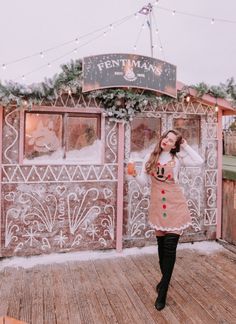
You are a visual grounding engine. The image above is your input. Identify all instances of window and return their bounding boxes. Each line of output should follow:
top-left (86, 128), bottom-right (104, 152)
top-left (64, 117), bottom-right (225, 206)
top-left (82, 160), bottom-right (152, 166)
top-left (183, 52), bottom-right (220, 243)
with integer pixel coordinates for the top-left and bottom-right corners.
top-left (24, 112), bottom-right (102, 164)
top-left (173, 116), bottom-right (201, 150)
top-left (130, 118), bottom-right (161, 161)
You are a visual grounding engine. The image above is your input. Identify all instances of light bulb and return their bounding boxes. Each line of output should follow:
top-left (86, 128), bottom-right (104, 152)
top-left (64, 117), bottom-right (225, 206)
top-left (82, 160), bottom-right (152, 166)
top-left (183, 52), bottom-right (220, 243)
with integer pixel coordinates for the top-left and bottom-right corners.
top-left (2, 64), bottom-right (6, 70)
top-left (40, 52), bottom-right (44, 58)
top-left (172, 10), bottom-right (176, 16)
top-left (186, 95), bottom-right (190, 102)
top-left (211, 18), bottom-right (215, 25)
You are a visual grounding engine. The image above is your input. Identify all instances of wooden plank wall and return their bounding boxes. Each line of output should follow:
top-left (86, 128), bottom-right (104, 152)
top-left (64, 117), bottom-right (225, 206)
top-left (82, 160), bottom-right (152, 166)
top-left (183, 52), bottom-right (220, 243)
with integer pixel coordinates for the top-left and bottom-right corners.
top-left (224, 132), bottom-right (236, 156)
top-left (222, 179), bottom-right (236, 244)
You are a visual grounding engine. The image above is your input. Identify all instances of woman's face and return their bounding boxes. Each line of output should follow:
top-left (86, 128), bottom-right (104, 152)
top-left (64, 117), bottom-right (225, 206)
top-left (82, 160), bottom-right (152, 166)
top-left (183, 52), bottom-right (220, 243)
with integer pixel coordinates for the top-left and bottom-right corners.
top-left (160, 132), bottom-right (177, 152)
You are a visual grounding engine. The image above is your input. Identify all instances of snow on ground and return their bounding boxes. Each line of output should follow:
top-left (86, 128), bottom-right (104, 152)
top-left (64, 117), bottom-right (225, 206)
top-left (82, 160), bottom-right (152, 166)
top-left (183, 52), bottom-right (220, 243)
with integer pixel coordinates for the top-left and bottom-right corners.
top-left (0, 241), bottom-right (225, 271)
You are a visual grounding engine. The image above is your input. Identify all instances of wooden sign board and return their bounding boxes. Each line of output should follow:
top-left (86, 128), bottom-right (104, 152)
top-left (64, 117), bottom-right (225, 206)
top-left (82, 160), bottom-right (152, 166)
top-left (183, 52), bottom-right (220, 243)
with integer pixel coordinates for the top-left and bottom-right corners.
top-left (83, 53), bottom-right (177, 98)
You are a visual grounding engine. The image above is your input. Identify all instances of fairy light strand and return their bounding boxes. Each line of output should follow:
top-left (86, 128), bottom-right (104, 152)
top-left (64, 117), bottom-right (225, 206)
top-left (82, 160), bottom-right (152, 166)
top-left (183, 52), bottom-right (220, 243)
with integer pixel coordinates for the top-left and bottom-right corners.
top-left (14, 28), bottom-right (117, 81)
top-left (2, 0), bottom-right (236, 82)
top-left (1, 12), bottom-right (135, 68)
top-left (133, 15), bottom-right (148, 51)
top-left (152, 10), bottom-right (165, 60)
top-left (156, 5), bottom-right (236, 24)
top-left (2, 2), bottom-right (235, 69)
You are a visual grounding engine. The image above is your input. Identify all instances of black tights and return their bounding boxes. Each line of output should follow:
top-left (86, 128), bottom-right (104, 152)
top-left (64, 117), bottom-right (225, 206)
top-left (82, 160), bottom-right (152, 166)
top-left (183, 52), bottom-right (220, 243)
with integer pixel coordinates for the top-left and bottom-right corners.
top-left (155, 233), bottom-right (180, 310)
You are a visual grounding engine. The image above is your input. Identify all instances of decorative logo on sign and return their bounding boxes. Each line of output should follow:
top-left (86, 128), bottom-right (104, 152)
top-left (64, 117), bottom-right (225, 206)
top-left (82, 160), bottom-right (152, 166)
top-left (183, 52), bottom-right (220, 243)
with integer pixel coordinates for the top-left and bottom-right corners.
top-left (83, 53), bottom-right (177, 98)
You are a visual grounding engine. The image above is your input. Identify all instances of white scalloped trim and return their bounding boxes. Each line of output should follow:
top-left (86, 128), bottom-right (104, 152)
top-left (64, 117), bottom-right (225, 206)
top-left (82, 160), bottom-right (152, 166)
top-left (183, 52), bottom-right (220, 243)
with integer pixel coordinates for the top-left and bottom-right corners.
top-left (148, 222), bottom-right (192, 232)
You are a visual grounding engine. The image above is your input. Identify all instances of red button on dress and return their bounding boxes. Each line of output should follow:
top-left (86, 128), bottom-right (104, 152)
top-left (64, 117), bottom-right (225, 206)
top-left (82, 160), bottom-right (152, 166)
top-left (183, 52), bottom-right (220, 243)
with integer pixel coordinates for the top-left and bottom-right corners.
top-left (161, 190), bottom-right (165, 194)
top-left (162, 204), bottom-right (167, 209)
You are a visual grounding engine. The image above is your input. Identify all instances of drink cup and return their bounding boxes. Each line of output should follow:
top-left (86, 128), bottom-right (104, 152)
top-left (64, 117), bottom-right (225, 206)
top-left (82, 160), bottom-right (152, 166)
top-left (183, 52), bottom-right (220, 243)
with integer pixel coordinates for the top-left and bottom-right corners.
top-left (127, 161), bottom-right (136, 175)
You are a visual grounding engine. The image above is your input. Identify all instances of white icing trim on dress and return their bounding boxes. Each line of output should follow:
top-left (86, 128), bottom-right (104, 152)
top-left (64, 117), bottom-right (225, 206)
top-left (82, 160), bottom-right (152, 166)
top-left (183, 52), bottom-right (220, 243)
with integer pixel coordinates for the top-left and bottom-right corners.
top-left (148, 221), bottom-right (192, 232)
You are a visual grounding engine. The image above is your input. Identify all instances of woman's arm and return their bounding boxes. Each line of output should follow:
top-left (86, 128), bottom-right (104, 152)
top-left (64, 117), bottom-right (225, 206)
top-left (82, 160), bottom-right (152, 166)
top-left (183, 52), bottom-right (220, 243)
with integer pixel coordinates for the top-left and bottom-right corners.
top-left (177, 140), bottom-right (204, 167)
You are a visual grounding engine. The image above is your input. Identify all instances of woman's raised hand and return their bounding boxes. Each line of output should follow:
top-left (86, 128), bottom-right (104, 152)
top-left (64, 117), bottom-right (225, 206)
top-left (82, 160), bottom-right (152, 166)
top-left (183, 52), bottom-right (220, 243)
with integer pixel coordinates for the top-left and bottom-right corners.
top-left (181, 138), bottom-right (188, 147)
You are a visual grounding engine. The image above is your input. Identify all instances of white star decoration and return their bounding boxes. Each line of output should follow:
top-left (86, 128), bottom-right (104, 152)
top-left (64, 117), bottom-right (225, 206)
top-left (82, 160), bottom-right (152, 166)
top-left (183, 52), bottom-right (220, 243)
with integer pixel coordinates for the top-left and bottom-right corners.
top-left (22, 227), bottom-right (39, 247)
top-left (54, 230), bottom-right (68, 248)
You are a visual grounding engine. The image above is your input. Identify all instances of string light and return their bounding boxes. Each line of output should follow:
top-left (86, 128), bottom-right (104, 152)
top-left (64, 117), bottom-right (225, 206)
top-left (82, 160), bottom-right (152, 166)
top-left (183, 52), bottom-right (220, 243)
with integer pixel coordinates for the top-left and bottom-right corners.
top-left (14, 28), bottom-right (114, 81)
top-left (75, 38), bottom-right (79, 44)
top-left (185, 95), bottom-right (191, 102)
top-left (215, 98), bottom-right (219, 112)
top-left (2, 1), bottom-right (235, 83)
top-left (0, 12), bottom-right (134, 68)
top-left (47, 63), bottom-right (51, 68)
top-left (156, 5), bottom-right (236, 25)
top-left (133, 14), bottom-right (147, 53)
top-left (152, 10), bottom-right (165, 59)
top-left (2, 64), bottom-right (6, 70)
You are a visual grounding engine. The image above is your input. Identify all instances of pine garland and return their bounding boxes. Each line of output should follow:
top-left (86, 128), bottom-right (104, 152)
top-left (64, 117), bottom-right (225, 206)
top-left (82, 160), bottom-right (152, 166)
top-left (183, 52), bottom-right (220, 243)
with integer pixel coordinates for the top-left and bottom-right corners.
top-left (88, 89), bottom-right (172, 122)
top-left (0, 59), bottom-right (235, 122)
top-left (191, 78), bottom-right (236, 102)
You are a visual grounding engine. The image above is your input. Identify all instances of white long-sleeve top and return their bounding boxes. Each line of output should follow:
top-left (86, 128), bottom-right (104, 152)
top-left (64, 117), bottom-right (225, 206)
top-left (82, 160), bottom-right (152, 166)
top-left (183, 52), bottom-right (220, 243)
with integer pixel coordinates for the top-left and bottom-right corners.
top-left (136, 144), bottom-right (204, 186)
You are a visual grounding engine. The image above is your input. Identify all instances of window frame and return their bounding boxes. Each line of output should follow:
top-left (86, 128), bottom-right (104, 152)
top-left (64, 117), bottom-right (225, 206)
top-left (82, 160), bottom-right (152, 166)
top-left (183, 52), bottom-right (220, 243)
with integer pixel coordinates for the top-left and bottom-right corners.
top-left (19, 106), bottom-right (105, 165)
top-left (130, 116), bottom-right (162, 162)
top-left (173, 115), bottom-right (201, 149)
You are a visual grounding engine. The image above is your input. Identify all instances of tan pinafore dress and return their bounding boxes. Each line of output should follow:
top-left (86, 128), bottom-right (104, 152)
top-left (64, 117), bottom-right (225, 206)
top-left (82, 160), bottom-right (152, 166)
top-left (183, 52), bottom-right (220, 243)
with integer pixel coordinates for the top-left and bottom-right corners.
top-left (148, 158), bottom-right (192, 232)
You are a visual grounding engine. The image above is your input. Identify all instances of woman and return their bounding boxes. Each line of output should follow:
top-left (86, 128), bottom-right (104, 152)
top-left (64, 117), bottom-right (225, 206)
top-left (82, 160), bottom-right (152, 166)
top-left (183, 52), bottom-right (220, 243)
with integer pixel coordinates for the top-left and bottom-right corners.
top-left (132, 129), bottom-right (204, 311)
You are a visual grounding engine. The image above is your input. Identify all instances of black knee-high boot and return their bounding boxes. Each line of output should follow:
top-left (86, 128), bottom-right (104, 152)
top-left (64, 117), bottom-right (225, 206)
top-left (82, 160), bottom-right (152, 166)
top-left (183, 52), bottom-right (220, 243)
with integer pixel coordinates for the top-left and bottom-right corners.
top-left (155, 233), bottom-right (180, 311)
top-left (156, 236), bottom-right (165, 292)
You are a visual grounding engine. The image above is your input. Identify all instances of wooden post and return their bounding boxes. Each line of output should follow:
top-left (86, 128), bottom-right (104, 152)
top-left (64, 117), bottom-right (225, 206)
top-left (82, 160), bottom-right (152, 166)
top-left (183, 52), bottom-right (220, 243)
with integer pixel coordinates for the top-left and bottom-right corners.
top-left (0, 106), bottom-right (2, 257)
top-left (116, 122), bottom-right (125, 252)
top-left (217, 108), bottom-right (223, 239)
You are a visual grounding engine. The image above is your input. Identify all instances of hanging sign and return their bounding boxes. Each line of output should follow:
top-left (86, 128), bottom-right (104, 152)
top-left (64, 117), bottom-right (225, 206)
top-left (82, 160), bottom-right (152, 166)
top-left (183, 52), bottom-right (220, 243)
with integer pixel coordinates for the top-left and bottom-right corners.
top-left (82, 53), bottom-right (177, 98)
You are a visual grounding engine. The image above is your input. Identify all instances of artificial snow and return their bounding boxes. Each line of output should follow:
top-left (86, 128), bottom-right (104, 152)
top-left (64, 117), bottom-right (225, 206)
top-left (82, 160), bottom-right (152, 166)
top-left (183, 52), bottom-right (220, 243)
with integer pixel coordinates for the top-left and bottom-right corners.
top-left (0, 241), bottom-right (225, 270)
top-left (23, 139), bottom-right (102, 164)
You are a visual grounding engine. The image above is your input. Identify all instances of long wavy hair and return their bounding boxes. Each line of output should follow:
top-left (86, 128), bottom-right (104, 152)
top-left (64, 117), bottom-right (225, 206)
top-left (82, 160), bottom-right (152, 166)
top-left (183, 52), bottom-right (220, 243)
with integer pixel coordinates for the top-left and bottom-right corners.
top-left (145, 129), bottom-right (183, 174)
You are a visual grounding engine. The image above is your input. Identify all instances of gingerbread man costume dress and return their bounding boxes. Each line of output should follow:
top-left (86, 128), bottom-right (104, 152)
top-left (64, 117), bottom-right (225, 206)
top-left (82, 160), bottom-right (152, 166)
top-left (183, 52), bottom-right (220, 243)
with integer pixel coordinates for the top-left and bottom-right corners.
top-left (137, 144), bottom-right (204, 233)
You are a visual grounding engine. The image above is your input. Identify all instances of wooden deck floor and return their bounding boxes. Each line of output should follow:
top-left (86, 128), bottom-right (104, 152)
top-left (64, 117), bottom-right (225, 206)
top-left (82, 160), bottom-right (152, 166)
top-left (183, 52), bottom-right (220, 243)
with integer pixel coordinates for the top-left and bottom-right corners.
top-left (0, 245), bottom-right (236, 324)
